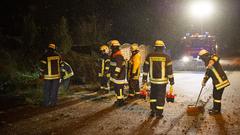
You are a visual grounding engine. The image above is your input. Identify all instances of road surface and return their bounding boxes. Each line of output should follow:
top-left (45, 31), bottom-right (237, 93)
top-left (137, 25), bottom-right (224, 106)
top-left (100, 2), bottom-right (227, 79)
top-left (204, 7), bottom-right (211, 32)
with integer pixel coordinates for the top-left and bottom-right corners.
top-left (0, 71), bottom-right (240, 135)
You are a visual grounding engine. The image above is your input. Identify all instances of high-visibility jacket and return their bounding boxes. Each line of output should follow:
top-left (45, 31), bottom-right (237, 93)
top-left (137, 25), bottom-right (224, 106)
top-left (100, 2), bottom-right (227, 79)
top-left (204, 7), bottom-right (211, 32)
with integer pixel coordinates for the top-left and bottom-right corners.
top-left (40, 50), bottom-right (61, 80)
top-left (143, 51), bottom-right (174, 84)
top-left (203, 54), bottom-right (230, 90)
top-left (128, 51), bottom-right (141, 80)
top-left (60, 61), bottom-right (74, 80)
top-left (109, 50), bottom-right (126, 84)
top-left (98, 54), bottom-right (110, 78)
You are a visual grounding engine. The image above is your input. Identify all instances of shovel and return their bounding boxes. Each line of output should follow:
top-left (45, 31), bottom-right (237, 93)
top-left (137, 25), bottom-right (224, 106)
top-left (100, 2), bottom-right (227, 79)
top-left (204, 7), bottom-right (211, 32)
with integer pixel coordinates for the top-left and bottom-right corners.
top-left (187, 86), bottom-right (205, 115)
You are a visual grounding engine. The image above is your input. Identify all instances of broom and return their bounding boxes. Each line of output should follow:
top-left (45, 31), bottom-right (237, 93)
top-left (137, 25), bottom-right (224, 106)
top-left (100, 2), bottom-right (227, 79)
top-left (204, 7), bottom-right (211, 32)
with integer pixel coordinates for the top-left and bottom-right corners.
top-left (187, 86), bottom-right (205, 115)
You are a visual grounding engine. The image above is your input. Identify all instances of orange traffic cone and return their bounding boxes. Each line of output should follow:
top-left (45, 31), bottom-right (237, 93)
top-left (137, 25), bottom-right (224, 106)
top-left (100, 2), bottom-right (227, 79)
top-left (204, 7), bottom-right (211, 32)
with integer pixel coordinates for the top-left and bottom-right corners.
top-left (166, 85), bottom-right (175, 102)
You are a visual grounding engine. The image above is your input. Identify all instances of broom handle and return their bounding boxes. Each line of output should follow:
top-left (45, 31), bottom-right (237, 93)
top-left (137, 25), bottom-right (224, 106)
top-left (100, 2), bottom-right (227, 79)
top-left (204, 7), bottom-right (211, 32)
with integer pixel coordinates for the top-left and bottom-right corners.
top-left (195, 86), bottom-right (204, 106)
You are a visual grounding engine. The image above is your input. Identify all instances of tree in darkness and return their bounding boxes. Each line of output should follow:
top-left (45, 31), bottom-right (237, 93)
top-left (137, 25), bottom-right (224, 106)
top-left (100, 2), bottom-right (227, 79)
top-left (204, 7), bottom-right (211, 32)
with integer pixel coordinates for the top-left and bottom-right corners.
top-left (55, 16), bottom-right (73, 54)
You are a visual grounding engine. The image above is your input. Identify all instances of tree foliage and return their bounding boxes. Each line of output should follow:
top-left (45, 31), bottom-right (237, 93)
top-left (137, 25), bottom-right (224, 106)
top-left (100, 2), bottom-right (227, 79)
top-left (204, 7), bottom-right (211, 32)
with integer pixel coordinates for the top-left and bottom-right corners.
top-left (73, 15), bottom-right (111, 48)
top-left (1, 0), bottom-right (240, 56)
top-left (55, 16), bottom-right (73, 54)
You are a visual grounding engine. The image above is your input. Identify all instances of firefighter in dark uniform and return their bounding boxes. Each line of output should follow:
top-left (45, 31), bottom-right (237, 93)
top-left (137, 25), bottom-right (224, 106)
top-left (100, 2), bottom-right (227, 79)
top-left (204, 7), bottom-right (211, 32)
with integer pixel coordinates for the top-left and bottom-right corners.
top-left (60, 61), bottom-right (74, 91)
top-left (109, 40), bottom-right (126, 106)
top-left (98, 45), bottom-right (110, 93)
top-left (199, 49), bottom-right (230, 115)
top-left (142, 40), bottom-right (174, 118)
top-left (127, 43), bottom-right (141, 98)
top-left (40, 44), bottom-right (61, 107)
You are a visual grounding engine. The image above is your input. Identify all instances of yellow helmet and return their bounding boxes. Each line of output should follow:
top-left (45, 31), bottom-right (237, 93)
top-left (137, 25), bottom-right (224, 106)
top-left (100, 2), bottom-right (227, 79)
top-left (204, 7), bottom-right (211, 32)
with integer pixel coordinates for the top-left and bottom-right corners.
top-left (110, 40), bottom-right (120, 46)
top-left (48, 43), bottom-right (56, 49)
top-left (155, 40), bottom-right (165, 47)
top-left (198, 49), bottom-right (209, 56)
top-left (100, 45), bottom-right (109, 53)
top-left (131, 43), bottom-right (139, 51)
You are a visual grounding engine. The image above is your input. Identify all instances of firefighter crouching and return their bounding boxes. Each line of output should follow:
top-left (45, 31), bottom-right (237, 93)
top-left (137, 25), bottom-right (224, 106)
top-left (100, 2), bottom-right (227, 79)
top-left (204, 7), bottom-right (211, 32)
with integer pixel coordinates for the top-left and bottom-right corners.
top-left (60, 61), bottom-right (74, 92)
top-left (39, 44), bottom-right (61, 107)
top-left (109, 40), bottom-right (126, 106)
top-left (127, 43), bottom-right (141, 98)
top-left (199, 49), bottom-right (230, 115)
top-left (98, 45), bottom-right (110, 93)
top-left (142, 40), bottom-right (174, 118)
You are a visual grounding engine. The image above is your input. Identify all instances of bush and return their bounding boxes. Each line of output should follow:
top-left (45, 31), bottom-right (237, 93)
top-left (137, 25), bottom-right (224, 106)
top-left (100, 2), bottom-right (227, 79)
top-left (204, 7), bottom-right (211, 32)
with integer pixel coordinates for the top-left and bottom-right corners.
top-left (63, 51), bottom-right (98, 84)
top-left (0, 49), bottom-right (18, 94)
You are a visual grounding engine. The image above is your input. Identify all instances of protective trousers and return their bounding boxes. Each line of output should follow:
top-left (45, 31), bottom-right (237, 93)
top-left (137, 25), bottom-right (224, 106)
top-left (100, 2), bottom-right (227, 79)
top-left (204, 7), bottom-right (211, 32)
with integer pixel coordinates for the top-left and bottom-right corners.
top-left (113, 83), bottom-right (124, 102)
top-left (61, 78), bottom-right (70, 91)
top-left (150, 84), bottom-right (167, 115)
top-left (213, 87), bottom-right (224, 111)
top-left (128, 79), bottom-right (140, 96)
top-left (100, 76), bottom-right (109, 88)
top-left (43, 79), bottom-right (60, 106)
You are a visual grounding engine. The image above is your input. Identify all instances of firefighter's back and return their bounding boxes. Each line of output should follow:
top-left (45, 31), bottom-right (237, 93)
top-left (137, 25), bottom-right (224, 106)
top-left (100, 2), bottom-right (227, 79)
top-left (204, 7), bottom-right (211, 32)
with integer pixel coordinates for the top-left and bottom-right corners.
top-left (146, 51), bottom-right (172, 84)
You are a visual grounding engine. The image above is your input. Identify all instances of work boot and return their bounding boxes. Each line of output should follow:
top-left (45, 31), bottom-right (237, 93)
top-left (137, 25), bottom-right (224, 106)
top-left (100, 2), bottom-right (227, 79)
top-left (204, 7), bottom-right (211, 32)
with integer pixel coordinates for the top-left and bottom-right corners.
top-left (114, 100), bottom-right (120, 106)
top-left (208, 108), bottom-right (221, 115)
top-left (149, 110), bottom-right (156, 117)
top-left (150, 110), bottom-right (156, 117)
top-left (156, 112), bottom-right (164, 119)
top-left (115, 99), bottom-right (126, 107)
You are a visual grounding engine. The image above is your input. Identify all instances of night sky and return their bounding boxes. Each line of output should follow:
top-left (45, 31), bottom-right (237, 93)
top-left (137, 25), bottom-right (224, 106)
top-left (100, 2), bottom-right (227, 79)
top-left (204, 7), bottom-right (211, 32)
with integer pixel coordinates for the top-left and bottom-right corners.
top-left (1, 0), bottom-right (240, 55)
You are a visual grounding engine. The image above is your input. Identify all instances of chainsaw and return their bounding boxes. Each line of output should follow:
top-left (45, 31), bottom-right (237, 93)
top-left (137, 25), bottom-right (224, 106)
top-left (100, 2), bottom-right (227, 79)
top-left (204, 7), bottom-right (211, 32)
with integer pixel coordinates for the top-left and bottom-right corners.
top-left (139, 83), bottom-right (150, 101)
top-left (166, 85), bottom-right (175, 103)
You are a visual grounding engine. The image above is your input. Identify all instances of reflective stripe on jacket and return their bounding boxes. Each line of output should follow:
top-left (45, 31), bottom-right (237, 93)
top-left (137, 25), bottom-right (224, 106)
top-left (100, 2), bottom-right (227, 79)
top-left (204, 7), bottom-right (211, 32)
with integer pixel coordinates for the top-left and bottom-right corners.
top-left (40, 50), bottom-right (61, 80)
top-left (98, 54), bottom-right (110, 77)
top-left (61, 61), bottom-right (74, 79)
top-left (203, 54), bottom-right (230, 90)
top-left (143, 51), bottom-right (174, 84)
top-left (110, 50), bottom-right (126, 84)
top-left (128, 52), bottom-right (141, 80)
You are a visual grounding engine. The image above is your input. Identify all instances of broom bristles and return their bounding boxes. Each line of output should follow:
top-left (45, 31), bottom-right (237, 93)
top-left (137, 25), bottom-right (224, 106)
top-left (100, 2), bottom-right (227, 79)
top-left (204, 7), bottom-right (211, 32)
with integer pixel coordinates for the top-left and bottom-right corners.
top-left (187, 105), bottom-right (204, 116)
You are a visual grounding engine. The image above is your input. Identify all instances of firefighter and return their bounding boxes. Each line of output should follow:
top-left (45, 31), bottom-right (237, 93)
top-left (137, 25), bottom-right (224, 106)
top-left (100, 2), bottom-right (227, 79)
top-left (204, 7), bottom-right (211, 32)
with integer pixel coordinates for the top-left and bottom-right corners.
top-left (199, 49), bottom-right (230, 115)
top-left (109, 40), bottom-right (126, 106)
top-left (98, 45), bottom-right (110, 93)
top-left (60, 61), bottom-right (74, 92)
top-left (39, 43), bottom-right (61, 107)
top-left (127, 43), bottom-right (141, 98)
top-left (142, 40), bottom-right (174, 118)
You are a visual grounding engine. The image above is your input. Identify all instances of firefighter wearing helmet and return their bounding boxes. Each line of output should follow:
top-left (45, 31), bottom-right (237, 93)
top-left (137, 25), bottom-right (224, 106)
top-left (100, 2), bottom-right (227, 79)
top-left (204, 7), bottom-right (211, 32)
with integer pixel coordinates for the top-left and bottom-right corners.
top-left (127, 43), bottom-right (141, 98)
top-left (98, 45), bottom-right (110, 93)
top-left (142, 40), bottom-right (174, 118)
top-left (39, 43), bottom-right (62, 107)
top-left (198, 49), bottom-right (230, 115)
top-left (109, 40), bottom-right (126, 106)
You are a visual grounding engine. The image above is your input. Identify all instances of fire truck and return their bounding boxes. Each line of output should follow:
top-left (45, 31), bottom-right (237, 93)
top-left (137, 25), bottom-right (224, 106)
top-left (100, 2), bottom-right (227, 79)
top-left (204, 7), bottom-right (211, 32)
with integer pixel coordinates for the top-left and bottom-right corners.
top-left (180, 32), bottom-right (217, 62)
top-left (174, 32), bottom-right (218, 70)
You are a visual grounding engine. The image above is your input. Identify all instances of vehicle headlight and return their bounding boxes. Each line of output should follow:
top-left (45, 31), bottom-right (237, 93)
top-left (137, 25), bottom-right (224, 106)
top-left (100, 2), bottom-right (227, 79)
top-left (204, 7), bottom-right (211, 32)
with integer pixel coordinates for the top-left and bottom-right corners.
top-left (182, 56), bottom-right (190, 62)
